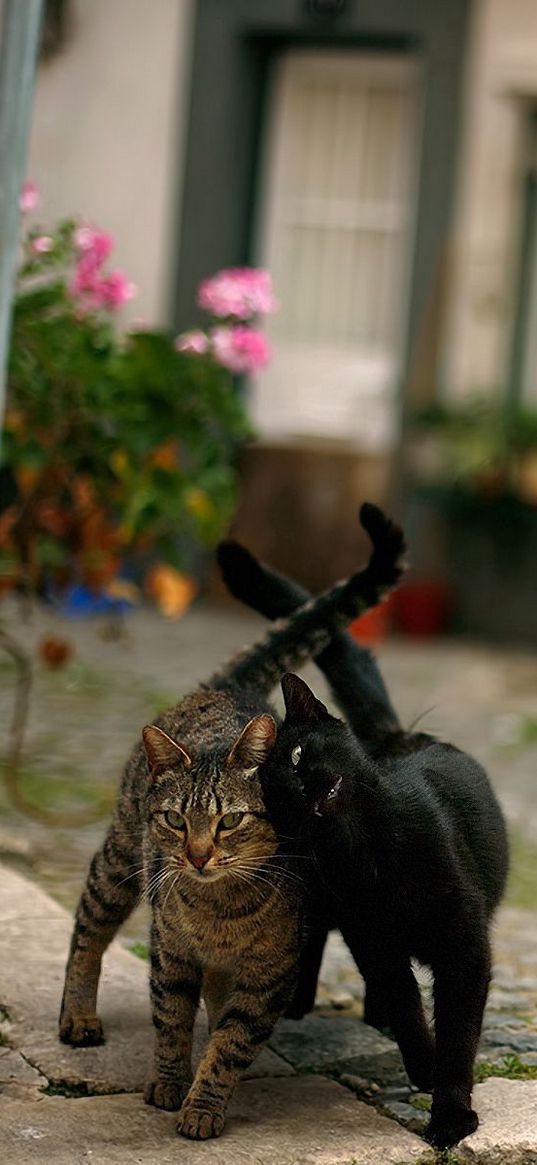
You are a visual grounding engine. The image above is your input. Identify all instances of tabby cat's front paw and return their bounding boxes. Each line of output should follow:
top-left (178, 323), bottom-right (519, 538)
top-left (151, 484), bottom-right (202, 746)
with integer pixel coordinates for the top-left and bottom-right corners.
top-left (177, 1100), bottom-right (225, 1140)
top-left (426, 1101), bottom-right (478, 1148)
top-left (144, 1076), bottom-right (190, 1111)
top-left (59, 1012), bottom-right (104, 1047)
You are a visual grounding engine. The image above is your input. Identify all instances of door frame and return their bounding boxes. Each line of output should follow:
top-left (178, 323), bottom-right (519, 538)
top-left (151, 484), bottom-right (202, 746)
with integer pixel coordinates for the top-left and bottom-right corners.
top-left (174, 0), bottom-right (471, 418)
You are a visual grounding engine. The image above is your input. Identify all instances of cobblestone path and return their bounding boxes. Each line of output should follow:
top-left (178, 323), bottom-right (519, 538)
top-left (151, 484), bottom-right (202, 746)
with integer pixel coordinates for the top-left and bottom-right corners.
top-left (1, 600), bottom-right (536, 1144)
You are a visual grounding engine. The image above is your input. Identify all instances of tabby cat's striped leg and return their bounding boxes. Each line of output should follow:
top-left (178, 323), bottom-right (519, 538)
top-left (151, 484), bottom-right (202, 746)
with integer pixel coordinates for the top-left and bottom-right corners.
top-left (177, 961), bottom-right (296, 1140)
top-left (144, 920), bottom-right (202, 1112)
top-left (59, 819), bottom-right (141, 1046)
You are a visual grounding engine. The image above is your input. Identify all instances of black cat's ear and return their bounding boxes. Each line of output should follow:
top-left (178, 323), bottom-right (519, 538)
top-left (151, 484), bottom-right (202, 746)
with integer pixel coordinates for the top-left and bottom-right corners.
top-left (281, 673), bottom-right (329, 723)
top-left (227, 714), bottom-right (277, 774)
top-left (142, 725), bottom-right (192, 780)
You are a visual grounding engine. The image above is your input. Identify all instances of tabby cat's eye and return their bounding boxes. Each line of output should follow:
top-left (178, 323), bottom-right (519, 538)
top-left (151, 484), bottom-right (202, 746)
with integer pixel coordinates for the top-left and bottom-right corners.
top-left (291, 744), bottom-right (302, 766)
top-left (219, 811), bottom-right (244, 830)
top-left (164, 809), bottom-right (186, 830)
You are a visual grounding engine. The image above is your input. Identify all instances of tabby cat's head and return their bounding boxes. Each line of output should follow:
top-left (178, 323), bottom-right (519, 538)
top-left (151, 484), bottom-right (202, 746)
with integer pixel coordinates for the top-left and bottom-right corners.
top-left (142, 716), bottom-right (278, 882)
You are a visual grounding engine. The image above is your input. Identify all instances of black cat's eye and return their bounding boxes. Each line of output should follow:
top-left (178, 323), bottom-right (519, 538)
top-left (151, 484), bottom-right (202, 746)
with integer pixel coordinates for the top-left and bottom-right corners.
top-left (164, 809), bottom-right (186, 830)
top-left (291, 744), bottom-right (302, 766)
top-left (219, 811), bottom-right (244, 830)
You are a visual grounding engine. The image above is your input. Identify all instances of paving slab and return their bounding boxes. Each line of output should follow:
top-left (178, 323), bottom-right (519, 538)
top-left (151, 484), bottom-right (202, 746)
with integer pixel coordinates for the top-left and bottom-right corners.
top-left (0, 866), bottom-right (292, 1092)
top-left (0, 1080), bottom-right (432, 1165)
top-left (458, 1078), bottom-right (537, 1164)
top-left (0, 1047), bottom-right (48, 1100)
top-left (270, 1012), bottom-right (404, 1083)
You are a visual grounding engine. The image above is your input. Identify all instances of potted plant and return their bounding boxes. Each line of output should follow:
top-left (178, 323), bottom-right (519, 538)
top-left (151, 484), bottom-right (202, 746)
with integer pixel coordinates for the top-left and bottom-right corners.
top-left (2, 186), bottom-right (276, 614)
top-left (1, 182), bottom-right (276, 818)
top-left (405, 398), bottom-right (537, 641)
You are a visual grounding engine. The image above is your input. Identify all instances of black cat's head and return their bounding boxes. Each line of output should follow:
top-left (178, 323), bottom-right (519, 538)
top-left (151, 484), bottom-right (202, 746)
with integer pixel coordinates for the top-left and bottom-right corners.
top-left (260, 673), bottom-right (355, 829)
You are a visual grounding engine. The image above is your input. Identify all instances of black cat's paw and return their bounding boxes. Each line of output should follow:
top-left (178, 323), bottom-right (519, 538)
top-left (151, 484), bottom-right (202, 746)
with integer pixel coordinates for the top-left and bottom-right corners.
top-left (59, 1012), bottom-right (104, 1046)
top-left (425, 1103), bottom-right (478, 1148)
top-left (403, 1049), bottom-right (435, 1094)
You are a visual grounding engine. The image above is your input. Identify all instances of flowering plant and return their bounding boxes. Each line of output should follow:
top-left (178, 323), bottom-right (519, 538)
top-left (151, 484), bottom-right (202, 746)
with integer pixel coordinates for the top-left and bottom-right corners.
top-left (175, 266), bottom-right (275, 375)
top-left (1, 188), bottom-right (273, 616)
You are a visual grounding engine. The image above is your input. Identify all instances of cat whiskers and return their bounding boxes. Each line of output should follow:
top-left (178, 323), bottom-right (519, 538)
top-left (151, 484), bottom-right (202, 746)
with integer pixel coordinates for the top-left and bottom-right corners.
top-left (142, 860), bottom-right (182, 906)
top-left (115, 856), bottom-right (166, 890)
top-left (227, 861), bottom-right (290, 904)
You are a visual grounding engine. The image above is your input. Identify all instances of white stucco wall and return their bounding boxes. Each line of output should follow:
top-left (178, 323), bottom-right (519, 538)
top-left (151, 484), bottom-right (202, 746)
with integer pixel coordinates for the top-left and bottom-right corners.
top-left (446, 0), bottom-right (537, 398)
top-left (26, 0), bottom-right (193, 326)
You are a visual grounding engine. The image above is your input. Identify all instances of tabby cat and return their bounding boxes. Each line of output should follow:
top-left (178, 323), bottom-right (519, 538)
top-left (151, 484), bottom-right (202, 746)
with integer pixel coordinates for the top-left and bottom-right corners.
top-left (218, 540), bottom-right (509, 1150)
top-left (59, 503), bottom-right (404, 1141)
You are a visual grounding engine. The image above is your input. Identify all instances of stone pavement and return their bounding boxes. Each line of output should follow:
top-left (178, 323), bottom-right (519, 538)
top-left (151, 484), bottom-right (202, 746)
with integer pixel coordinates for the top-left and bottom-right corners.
top-left (1, 866), bottom-right (537, 1164)
top-left (1, 600), bottom-right (537, 1160)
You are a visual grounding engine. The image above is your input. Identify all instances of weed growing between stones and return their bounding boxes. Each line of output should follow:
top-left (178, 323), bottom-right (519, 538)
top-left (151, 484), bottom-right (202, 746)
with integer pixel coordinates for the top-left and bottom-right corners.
top-left (474, 1052), bottom-right (537, 1081)
top-left (129, 941), bottom-right (149, 960)
top-left (409, 1094), bottom-right (432, 1111)
top-left (41, 1080), bottom-right (93, 1098)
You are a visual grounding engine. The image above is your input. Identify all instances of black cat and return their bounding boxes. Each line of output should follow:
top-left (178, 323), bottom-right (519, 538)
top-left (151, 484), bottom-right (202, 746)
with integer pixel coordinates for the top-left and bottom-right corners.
top-left (218, 540), bottom-right (509, 1150)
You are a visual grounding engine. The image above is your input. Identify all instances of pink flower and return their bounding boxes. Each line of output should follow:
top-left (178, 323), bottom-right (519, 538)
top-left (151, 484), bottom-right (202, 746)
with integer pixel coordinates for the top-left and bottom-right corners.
top-left (211, 325), bottom-right (271, 375)
top-left (73, 225), bottom-right (114, 264)
top-left (198, 268), bottom-right (276, 320)
top-left (72, 254), bottom-right (103, 304)
top-left (20, 181), bottom-right (39, 214)
top-left (71, 256), bottom-right (136, 312)
top-left (174, 330), bottom-right (209, 355)
top-left (31, 235), bottom-right (53, 254)
top-left (99, 269), bottom-right (137, 308)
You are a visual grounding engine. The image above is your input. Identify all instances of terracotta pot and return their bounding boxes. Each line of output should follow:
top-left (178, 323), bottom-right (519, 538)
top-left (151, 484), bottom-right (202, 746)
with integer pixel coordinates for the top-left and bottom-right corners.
top-left (350, 596), bottom-right (393, 646)
top-left (516, 452), bottom-right (537, 505)
top-left (392, 580), bottom-right (452, 637)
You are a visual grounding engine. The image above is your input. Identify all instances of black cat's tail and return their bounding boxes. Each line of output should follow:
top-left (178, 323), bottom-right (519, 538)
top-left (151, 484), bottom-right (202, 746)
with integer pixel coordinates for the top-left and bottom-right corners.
top-left (217, 510), bottom-right (401, 738)
top-left (209, 503), bottom-right (406, 697)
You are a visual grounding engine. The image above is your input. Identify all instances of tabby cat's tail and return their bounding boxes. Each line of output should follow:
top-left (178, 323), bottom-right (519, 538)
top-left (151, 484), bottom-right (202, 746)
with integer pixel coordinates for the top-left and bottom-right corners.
top-left (216, 518), bottom-right (401, 739)
top-left (209, 503), bottom-right (406, 696)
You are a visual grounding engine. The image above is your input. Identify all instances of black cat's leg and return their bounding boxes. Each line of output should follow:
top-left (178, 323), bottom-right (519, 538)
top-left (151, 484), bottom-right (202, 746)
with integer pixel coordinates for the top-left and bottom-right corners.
top-left (59, 817), bottom-right (142, 1045)
top-left (285, 921), bottom-right (328, 1019)
top-left (341, 928), bottom-right (435, 1091)
top-left (426, 928), bottom-right (491, 1149)
top-left (217, 540), bottom-right (401, 740)
top-left (362, 978), bottom-right (391, 1033)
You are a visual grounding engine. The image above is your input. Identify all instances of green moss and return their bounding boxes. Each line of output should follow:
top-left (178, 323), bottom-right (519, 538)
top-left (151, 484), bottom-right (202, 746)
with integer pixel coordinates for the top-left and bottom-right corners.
top-left (504, 829), bottom-right (537, 909)
top-left (409, 1093), bottom-right (432, 1111)
top-left (0, 766), bottom-right (114, 815)
top-left (474, 1053), bottom-right (537, 1082)
top-left (41, 1080), bottom-right (93, 1098)
top-left (129, 941), bottom-right (149, 961)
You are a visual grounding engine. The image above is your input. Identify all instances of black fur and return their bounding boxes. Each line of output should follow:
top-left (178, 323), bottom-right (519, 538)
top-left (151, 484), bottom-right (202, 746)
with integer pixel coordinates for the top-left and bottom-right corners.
top-left (218, 542), bottom-right (509, 1150)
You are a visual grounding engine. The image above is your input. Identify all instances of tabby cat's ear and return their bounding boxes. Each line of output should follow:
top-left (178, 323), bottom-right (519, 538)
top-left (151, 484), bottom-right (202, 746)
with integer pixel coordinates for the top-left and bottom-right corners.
top-left (227, 715), bottom-right (277, 775)
top-left (281, 673), bottom-right (329, 723)
top-left (142, 725), bottom-right (192, 780)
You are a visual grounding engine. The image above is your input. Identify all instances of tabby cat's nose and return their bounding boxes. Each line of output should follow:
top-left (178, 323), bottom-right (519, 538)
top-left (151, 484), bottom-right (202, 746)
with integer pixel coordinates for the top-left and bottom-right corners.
top-left (189, 853), bottom-right (210, 870)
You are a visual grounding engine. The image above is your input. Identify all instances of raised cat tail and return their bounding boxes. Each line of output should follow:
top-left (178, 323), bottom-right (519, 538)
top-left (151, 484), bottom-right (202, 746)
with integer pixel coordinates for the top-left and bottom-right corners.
top-left (209, 503), bottom-right (406, 696)
top-left (217, 523), bottom-right (401, 740)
